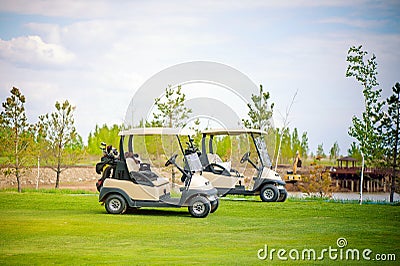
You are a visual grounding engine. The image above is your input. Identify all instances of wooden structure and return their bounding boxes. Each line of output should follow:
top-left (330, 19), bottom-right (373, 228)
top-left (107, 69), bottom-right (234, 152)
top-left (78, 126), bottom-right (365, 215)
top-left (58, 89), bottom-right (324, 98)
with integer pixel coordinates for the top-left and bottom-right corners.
top-left (329, 156), bottom-right (390, 192)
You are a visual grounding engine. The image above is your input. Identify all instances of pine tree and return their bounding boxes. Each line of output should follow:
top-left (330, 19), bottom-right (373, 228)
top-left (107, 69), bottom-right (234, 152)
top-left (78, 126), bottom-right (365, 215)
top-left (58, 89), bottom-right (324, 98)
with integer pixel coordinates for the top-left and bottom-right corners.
top-left (379, 82), bottom-right (400, 202)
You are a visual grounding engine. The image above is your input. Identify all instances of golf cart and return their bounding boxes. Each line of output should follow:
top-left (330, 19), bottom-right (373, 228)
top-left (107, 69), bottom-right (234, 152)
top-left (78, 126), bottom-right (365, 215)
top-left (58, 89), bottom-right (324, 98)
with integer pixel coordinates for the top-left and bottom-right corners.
top-left (97, 127), bottom-right (219, 218)
top-left (198, 129), bottom-right (287, 202)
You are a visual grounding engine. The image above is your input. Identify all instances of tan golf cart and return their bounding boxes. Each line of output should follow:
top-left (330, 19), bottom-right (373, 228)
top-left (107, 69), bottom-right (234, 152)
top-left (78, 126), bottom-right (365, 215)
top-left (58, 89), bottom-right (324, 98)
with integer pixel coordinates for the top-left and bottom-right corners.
top-left (97, 127), bottom-right (219, 218)
top-left (198, 128), bottom-right (287, 202)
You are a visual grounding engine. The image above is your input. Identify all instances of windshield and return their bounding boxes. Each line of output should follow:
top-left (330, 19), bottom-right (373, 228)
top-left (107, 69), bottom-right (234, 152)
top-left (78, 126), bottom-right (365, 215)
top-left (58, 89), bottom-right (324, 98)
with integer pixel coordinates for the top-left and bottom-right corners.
top-left (254, 136), bottom-right (272, 168)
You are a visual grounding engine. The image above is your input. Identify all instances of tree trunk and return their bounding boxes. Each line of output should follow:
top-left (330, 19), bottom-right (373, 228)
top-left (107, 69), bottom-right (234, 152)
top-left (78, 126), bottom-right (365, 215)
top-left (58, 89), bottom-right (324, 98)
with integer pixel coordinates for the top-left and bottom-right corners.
top-left (16, 131), bottom-right (22, 193)
top-left (55, 158), bottom-right (61, 189)
top-left (55, 170), bottom-right (61, 189)
top-left (390, 89), bottom-right (399, 203)
top-left (390, 97), bottom-right (400, 202)
top-left (17, 175), bottom-right (21, 193)
top-left (55, 141), bottom-right (62, 189)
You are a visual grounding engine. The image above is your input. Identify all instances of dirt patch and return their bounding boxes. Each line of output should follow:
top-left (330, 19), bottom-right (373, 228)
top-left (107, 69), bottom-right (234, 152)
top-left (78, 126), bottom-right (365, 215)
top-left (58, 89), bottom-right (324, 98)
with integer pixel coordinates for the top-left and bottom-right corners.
top-left (0, 166), bottom-right (99, 192)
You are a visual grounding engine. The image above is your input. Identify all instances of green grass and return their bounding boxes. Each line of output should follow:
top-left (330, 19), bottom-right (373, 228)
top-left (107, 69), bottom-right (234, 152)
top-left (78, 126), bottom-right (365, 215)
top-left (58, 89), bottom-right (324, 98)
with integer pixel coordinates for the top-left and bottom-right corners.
top-left (0, 191), bottom-right (398, 265)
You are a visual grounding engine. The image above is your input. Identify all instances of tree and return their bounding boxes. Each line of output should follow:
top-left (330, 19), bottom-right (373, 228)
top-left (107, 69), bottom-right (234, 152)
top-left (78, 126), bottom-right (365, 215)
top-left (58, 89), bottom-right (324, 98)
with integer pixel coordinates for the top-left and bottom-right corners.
top-left (152, 85), bottom-right (192, 127)
top-left (242, 84), bottom-right (274, 131)
top-left (300, 132), bottom-right (309, 159)
top-left (346, 45), bottom-right (384, 204)
top-left (291, 128), bottom-right (301, 156)
top-left (298, 164), bottom-right (337, 198)
top-left (347, 142), bottom-right (362, 161)
top-left (329, 141), bottom-right (340, 160)
top-left (274, 89), bottom-right (297, 170)
top-left (40, 100), bottom-right (82, 188)
top-left (316, 143), bottom-right (326, 159)
top-left (87, 124), bottom-right (121, 155)
top-left (0, 87), bottom-right (32, 192)
top-left (346, 45), bottom-right (384, 164)
top-left (379, 82), bottom-right (400, 202)
top-left (273, 127), bottom-right (307, 164)
top-left (151, 85), bottom-right (192, 186)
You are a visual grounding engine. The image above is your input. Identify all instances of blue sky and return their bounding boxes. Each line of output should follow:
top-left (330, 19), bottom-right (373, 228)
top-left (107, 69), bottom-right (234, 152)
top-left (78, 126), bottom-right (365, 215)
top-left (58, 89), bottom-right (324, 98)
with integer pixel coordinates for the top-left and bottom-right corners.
top-left (0, 0), bottom-right (399, 155)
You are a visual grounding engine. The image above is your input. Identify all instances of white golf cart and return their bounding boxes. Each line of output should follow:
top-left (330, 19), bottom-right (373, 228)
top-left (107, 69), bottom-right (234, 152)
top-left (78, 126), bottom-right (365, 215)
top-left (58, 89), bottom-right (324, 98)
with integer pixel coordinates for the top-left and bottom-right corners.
top-left (98, 127), bottom-right (219, 218)
top-left (198, 129), bottom-right (287, 202)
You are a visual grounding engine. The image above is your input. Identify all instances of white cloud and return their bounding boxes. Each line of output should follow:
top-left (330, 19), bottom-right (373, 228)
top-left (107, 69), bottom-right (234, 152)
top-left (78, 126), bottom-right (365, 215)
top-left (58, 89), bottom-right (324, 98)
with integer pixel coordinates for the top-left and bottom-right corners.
top-left (0, 35), bottom-right (75, 67)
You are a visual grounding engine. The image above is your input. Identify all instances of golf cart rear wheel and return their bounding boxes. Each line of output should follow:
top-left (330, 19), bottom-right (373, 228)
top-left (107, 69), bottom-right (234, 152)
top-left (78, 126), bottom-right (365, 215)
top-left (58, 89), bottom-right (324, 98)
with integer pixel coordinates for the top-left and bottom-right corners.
top-left (260, 185), bottom-right (279, 202)
top-left (277, 190), bottom-right (288, 202)
top-left (105, 194), bottom-right (127, 214)
top-left (188, 196), bottom-right (211, 218)
top-left (210, 198), bottom-right (219, 213)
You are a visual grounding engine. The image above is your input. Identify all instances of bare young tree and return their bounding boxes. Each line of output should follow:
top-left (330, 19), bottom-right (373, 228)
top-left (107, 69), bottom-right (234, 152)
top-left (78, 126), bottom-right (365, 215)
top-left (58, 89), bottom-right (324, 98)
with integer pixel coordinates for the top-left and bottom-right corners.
top-left (0, 87), bottom-right (32, 192)
top-left (40, 100), bottom-right (82, 188)
top-left (274, 90), bottom-right (298, 171)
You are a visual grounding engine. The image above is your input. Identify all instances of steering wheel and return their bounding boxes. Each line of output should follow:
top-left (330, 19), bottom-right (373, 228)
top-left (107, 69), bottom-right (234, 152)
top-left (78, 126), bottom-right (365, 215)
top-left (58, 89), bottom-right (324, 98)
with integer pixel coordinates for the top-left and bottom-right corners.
top-left (240, 152), bottom-right (250, 164)
top-left (165, 154), bottom-right (178, 167)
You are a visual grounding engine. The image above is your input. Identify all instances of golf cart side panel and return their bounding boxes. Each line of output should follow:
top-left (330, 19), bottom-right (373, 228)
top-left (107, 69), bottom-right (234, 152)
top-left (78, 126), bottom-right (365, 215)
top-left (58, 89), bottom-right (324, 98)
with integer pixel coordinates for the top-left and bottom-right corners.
top-left (102, 178), bottom-right (170, 201)
top-left (260, 167), bottom-right (284, 182)
top-left (180, 187), bottom-right (219, 206)
top-left (252, 176), bottom-right (286, 191)
top-left (99, 187), bottom-right (136, 206)
top-left (202, 172), bottom-right (238, 189)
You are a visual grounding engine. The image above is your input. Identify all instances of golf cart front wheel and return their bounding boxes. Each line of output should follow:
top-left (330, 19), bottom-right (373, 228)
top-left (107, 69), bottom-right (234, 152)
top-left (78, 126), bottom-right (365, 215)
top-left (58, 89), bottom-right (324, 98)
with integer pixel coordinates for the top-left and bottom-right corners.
top-left (188, 196), bottom-right (211, 218)
top-left (105, 194), bottom-right (127, 214)
top-left (210, 198), bottom-right (219, 213)
top-left (260, 185), bottom-right (279, 202)
top-left (277, 190), bottom-right (288, 202)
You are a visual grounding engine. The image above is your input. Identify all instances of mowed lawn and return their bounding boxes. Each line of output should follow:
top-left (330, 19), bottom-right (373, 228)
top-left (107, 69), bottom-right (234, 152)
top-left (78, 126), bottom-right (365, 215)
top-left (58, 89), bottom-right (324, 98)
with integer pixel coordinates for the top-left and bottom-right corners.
top-left (0, 191), bottom-right (399, 265)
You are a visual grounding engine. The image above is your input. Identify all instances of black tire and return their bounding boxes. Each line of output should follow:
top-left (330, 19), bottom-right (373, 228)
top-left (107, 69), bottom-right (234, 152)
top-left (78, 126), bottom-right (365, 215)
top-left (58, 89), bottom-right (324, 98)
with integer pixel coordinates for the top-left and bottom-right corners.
top-left (210, 198), bottom-right (219, 213)
top-left (260, 185), bottom-right (279, 202)
top-left (277, 190), bottom-right (288, 202)
top-left (105, 194), bottom-right (127, 214)
top-left (188, 196), bottom-right (211, 218)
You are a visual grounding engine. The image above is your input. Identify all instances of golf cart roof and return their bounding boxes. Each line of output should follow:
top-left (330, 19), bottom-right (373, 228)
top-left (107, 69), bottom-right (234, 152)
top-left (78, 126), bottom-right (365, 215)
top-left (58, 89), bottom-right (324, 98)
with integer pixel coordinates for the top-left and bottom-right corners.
top-left (202, 128), bottom-right (268, 136)
top-left (119, 127), bottom-right (196, 136)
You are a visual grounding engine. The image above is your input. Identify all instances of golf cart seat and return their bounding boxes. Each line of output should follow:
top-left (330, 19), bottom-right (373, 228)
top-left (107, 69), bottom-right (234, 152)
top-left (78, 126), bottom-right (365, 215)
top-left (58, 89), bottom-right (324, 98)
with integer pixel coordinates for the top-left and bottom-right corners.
top-left (207, 154), bottom-right (232, 172)
top-left (126, 157), bottom-right (140, 172)
top-left (126, 158), bottom-right (169, 187)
